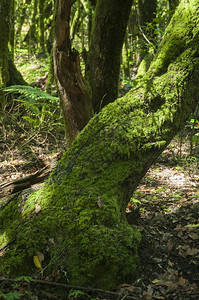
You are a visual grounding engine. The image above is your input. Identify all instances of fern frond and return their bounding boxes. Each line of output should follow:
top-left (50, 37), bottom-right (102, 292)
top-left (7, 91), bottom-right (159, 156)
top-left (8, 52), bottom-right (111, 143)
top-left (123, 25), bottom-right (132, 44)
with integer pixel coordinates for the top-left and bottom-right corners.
top-left (2, 85), bottom-right (59, 103)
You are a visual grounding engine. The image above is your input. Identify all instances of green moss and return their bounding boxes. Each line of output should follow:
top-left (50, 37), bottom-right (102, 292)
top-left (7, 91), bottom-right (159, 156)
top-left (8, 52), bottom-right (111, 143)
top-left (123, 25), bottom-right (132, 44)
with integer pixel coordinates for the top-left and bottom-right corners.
top-left (1, 0), bottom-right (199, 289)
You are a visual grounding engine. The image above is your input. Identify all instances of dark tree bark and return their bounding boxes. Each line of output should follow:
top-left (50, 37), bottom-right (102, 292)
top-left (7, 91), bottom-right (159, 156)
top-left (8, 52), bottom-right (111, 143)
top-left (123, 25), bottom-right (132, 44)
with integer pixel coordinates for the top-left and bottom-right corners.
top-left (0, 0), bottom-right (26, 108)
top-left (169, 0), bottom-right (179, 10)
top-left (9, 0), bottom-right (15, 59)
top-left (0, 0), bottom-right (10, 89)
top-left (1, 0), bottom-right (199, 290)
top-left (7, 58), bottom-right (27, 86)
top-left (87, 0), bottom-right (133, 112)
top-left (136, 0), bottom-right (157, 67)
top-left (53, 0), bottom-right (92, 146)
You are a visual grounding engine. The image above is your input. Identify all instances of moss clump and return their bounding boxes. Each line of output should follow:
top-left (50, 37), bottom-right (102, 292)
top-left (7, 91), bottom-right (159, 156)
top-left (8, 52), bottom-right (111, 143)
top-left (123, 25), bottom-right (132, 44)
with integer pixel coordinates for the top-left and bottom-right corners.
top-left (0, 158), bottom-right (141, 288)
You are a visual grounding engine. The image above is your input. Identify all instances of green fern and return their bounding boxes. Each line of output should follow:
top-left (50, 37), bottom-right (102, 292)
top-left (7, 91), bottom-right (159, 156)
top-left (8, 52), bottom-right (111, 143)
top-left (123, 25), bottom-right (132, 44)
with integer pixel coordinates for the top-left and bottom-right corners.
top-left (2, 85), bottom-right (59, 104)
top-left (2, 85), bottom-right (61, 129)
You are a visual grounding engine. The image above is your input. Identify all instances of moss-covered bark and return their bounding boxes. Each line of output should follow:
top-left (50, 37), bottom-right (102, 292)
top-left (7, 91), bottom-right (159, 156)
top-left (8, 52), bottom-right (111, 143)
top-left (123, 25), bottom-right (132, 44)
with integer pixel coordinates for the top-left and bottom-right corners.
top-left (87, 0), bottom-right (133, 112)
top-left (1, 0), bottom-right (199, 290)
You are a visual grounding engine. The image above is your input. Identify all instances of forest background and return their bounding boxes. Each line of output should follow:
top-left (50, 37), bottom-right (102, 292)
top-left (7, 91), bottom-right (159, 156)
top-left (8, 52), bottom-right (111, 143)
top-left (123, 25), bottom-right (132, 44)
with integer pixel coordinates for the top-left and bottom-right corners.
top-left (0, 0), bottom-right (199, 299)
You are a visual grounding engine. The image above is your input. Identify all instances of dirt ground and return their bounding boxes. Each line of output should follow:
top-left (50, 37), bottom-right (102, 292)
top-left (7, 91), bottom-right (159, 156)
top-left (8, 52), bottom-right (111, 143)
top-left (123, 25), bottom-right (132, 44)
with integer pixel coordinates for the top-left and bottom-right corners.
top-left (0, 135), bottom-right (198, 299)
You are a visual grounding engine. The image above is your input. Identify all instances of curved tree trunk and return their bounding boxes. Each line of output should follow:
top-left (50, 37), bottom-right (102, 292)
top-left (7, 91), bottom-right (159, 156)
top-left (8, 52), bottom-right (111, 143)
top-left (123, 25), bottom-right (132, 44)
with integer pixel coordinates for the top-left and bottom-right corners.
top-left (87, 0), bottom-right (133, 112)
top-left (54, 0), bottom-right (92, 146)
top-left (1, 0), bottom-right (199, 290)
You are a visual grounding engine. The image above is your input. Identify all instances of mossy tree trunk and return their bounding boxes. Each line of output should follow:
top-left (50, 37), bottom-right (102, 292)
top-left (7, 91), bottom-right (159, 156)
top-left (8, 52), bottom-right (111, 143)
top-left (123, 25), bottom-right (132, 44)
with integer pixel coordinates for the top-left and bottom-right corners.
top-left (1, 0), bottom-right (199, 290)
top-left (87, 0), bottom-right (133, 112)
top-left (53, 0), bottom-right (93, 146)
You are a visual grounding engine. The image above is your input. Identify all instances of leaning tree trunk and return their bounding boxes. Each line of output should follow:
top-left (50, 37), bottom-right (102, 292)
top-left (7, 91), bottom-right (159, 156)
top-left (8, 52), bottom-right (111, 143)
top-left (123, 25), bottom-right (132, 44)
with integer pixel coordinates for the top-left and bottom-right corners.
top-left (1, 0), bottom-right (199, 290)
top-left (87, 0), bottom-right (133, 112)
top-left (54, 0), bottom-right (92, 146)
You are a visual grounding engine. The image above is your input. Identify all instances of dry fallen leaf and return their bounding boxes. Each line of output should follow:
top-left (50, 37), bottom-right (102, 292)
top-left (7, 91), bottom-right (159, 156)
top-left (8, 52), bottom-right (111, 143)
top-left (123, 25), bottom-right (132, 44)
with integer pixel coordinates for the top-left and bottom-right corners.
top-left (186, 248), bottom-right (199, 256)
top-left (97, 196), bottom-right (102, 208)
top-left (167, 240), bottom-right (174, 252)
top-left (36, 251), bottom-right (44, 263)
top-left (143, 285), bottom-right (153, 299)
top-left (181, 245), bottom-right (190, 251)
top-left (178, 276), bottom-right (187, 286)
top-left (188, 232), bottom-right (198, 240)
top-left (168, 260), bottom-right (174, 267)
top-left (35, 204), bottom-right (41, 214)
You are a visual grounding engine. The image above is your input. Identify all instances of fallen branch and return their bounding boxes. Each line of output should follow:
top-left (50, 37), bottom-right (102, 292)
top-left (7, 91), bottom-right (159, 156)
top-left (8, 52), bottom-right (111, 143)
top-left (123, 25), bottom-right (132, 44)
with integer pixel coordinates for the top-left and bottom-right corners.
top-left (0, 277), bottom-right (138, 299)
top-left (0, 155), bottom-right (61, 199)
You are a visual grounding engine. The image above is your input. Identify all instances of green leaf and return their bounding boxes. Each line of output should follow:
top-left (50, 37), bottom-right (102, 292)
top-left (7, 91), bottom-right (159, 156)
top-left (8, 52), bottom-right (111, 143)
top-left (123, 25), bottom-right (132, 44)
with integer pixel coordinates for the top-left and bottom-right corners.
top-left (2, 292), bottom-right (22, 300)
top-left (185, 224), bottom-right (199, 228)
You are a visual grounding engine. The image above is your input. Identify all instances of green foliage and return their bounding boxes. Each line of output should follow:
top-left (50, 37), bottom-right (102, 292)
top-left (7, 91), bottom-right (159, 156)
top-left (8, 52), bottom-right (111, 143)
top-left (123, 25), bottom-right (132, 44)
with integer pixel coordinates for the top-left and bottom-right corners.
top-left (0, 292), bottom-right (22, 300)
top-left (3, 85), bottom-right (58, 104)
top-left (2, 85), bottom-right (61, 131)
top-left (68, 290), bottom-right (89, 300)
top-left (15, 276), bottom-right (35, 283)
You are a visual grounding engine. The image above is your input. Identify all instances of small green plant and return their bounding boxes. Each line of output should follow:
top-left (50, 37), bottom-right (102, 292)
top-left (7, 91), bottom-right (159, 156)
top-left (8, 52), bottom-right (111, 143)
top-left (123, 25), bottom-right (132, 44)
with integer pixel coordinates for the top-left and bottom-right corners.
top-left (155, 188), bottom-right (165, 193)
top-left (130, 197), bottom-right (141, 209)
top-left (1, 292), bottom-right (22, 300)
top-left (1, 85), bottom-right (64, 140)
top-left (3, 85), bottom-right (60, 128)
top-left (68, 289), bottom-right (88, 300)
top-left (15, 275), bottom-right (35, 283)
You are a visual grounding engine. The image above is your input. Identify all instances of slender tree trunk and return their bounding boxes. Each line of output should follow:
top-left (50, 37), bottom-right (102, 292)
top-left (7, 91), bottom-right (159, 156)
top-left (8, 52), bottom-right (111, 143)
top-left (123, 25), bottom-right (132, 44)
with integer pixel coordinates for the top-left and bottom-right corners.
top-left (46, 0), bottom-right (57, 93)
top-left (16, 0), bottom-right (31, 47)
top-left (0, 0), bottom-right (27, 104)
top-left (9, 0), bottom-right (15, 59)
top-left (136, 0), bottom-right (157, 67)
top-left (87, 0), bottom-right (133, 112)
top-left (1, 0), bottom-right (199, 290)
top-left (0, 0), bottom-right (10, 108)
top-left (122, 31), bottom-right (131, 79)
top-left (38, 0), bottom-right (45, 52)
top-left (53, 0), bottom-right (92, 146)
top-left (169, 0), bottom-right (179, 10)
top-left (23, 0), bottom-right (38, 53)
top-left (0, 0), bottom-right (10, 88)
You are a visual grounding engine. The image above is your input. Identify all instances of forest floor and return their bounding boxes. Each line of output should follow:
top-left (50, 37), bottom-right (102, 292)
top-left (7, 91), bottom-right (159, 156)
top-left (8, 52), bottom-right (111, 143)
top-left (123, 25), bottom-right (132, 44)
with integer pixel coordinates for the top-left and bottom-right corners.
top-left (0, 54), bottom-right (199, 299)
